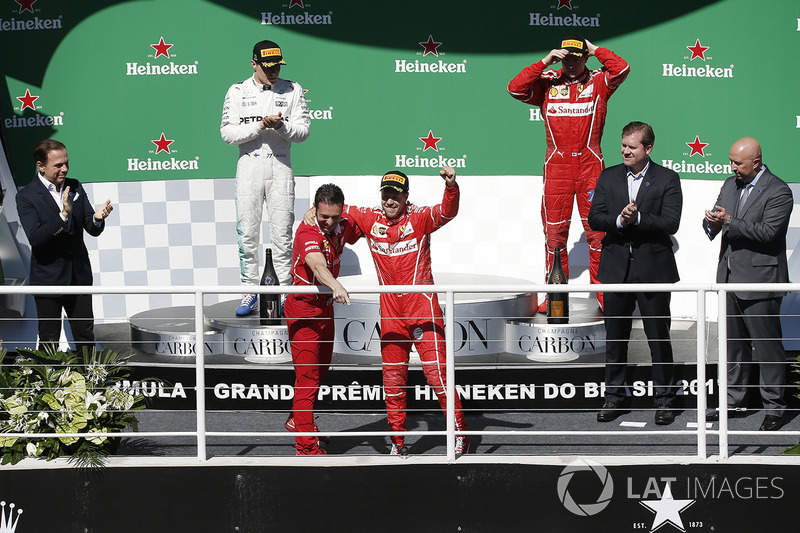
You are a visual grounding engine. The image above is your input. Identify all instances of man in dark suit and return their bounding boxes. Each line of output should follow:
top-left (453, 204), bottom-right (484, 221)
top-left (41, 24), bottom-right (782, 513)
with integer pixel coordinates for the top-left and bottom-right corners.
top-left (588, 122), bottom-right (682, 425)
top-left (16, 139), bottom-right (113, 357)
top-left (702, 137), bottom-right (792, 431)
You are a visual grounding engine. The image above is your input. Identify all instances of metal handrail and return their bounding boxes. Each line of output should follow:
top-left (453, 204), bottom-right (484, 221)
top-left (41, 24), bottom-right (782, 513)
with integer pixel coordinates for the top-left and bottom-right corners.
top-left (1, 282), bottom-right (798, 463)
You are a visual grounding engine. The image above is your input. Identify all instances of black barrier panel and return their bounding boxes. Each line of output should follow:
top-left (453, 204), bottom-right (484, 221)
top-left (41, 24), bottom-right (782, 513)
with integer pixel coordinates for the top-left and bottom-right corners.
top-left (126, 364), bottom-right (720, 411)
top-left (0, 463), bottom-right (797, 532)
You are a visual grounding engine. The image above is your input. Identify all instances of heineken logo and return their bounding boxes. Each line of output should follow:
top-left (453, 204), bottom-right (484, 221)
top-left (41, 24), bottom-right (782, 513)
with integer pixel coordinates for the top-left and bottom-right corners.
top-left (419, 35), bottom-right (442, 57)
top-left (0, 15), bottom-right (62, 31)
top-left (15, 0), bottom-right (35, 13)
top-left (663, 39), bottom-right (734, 78)
top-left (419, 130), bottom-right (443, 152)
top-left (686, 39), bottom-right (710, 61)
top-left (685, 136), bottom-right (709, 157)
top-left (125, 37), bottom-right (198, 76)
top-left (127, 136), bottom-right (200, 172)
top-left (152, 133), bottom-right (175, 154)
top-left (260, 11), bottom-right (333, 25)
top-left (15, 88), bottom-right (39, 111)
top-left (7, 90), bottom-right (64, 128)
top-left (529, 12), bottom-right (600, 27)
top-left (150, 36), bottom-right (173, 58)
top-left (662, 135), bottom-right (730, 175)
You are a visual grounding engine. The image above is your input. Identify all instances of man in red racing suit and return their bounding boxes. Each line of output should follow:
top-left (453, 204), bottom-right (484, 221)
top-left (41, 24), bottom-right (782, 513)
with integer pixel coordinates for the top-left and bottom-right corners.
top-left (508, 35), bottom-right (630, 312)
top-left (285, 184), bottom-right (362, 455)
top-left (342, 168), bottom-right (469, 457)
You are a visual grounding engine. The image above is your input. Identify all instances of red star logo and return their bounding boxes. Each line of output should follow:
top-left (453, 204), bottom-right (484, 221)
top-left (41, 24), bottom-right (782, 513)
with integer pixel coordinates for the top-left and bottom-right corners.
top-left (150, 37), bottom-right (173, 59)
top-left (557, 0), bottom-right (573, 9)
top-left (152, 133), bottom-right (175, 154)
top-left (686, 136), bottom-right (709, 157)
top-left (16, 89), bottom-right (39, 111)
top-left (289, 0), bottom-right (304, 7)
top-left (15, 0), bottom-right (36, 14)
top-left (419, 130), bottom-right (442, 152)
top-left (686, 39), bottom-right (709, 61)
top-left (419, 35), bottom-right (443, 57)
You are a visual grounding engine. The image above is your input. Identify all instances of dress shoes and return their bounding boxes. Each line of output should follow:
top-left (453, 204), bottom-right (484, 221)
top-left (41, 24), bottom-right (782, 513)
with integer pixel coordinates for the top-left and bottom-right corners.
top-left (597, 402), bottom-right (624, 422)
top-left (759, 415), bottom-right (784, 431)
top-left (654, 406), bottom-right (675, 426)
top-left (705, 407), bottom-right (745, 421)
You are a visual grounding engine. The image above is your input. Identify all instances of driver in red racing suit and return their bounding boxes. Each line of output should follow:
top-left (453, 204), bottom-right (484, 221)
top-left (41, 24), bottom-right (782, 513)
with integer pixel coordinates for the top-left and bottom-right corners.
top-left (508, 35), bottom-right (630, 312)
top-left (321, 167), bottom-right (469, 457)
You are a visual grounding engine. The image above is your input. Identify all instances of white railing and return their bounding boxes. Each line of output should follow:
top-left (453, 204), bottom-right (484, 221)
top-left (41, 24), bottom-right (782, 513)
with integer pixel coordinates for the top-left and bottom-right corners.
top-left (1, 282), bottom-right (798, 464)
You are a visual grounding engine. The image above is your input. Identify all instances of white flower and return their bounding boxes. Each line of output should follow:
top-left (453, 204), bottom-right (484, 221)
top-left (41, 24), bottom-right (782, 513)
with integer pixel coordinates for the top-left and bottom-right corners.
top-left (26, 442), bottom-right (37, 456)
top-left (85, 391), bottom-right (104, 408)
top-left (58, 369), bottom-right (73, 385)
top-left (86, 391), bottom-right (107, 417)
top-left (86, 362), bottom-right (109, 385)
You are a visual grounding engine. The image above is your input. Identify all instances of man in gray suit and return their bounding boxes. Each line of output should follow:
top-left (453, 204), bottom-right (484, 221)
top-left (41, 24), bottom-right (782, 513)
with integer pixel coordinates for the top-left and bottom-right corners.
top-left (703, 137), bottom-right (793, 431)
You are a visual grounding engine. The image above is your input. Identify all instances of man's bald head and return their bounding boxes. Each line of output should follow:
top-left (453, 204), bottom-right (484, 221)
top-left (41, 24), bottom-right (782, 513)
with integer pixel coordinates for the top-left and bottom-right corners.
top-left (729, 137), bottom-right (763, 183)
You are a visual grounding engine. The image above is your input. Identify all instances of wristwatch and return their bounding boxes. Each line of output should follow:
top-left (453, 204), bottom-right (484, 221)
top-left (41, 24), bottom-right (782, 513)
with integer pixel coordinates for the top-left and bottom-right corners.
top-left (722, 216), bottom-right (732, 229)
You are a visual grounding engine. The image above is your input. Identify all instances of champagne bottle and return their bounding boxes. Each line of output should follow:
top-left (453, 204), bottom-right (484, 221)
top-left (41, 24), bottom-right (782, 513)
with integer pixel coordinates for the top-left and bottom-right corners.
top-left (547, 247), bottom-right (568, 324)
top-left (259, 249), bottom-right (281, 325)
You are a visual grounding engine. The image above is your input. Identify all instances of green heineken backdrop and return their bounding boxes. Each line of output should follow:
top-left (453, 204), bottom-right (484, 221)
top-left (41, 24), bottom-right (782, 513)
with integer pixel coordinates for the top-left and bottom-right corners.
top-left (1, 0), bottom-right (798, 184)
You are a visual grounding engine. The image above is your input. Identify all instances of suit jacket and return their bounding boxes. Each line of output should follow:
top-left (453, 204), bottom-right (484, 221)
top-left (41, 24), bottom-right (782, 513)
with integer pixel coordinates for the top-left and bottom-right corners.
top-left (702, 165), bottom-right (792, 300)
top-left (16, 176), bottom-right (104, 287)
top-left (588, 160), bottom-right (682, 284)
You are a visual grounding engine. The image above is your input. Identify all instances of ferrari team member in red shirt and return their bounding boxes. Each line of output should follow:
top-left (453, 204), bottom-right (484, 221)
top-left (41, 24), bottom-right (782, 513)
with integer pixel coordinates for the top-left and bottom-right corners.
top-left (508, 34), bottom-right (630, 312)
top-left (285, 184), bottom-right (362, 455)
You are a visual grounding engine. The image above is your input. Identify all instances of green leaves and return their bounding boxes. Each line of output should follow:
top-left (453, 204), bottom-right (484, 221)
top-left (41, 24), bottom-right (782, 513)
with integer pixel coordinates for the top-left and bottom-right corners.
top-left (0, 347), bottom-right (147, 468)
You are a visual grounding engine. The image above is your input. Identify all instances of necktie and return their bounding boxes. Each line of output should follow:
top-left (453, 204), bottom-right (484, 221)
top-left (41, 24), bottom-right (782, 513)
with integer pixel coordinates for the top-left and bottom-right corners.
top-left (735, 183), bottom-right (752, 216)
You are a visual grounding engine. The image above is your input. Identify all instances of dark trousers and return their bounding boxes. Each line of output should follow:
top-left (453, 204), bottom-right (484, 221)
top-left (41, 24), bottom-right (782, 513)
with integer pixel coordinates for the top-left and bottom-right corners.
top-left (34, 294), bottom-right (95, 358)
top-left (725, 293), bottom-right (786, 416)
top-left (603, 256), bottom-right (675, 405)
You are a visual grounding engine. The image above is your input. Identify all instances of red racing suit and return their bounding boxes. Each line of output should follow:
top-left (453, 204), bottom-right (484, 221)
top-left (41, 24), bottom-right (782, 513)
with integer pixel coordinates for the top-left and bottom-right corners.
top-left (344, 184), bottom-right (467, 447)
top-left (284, 216), bottom-right (362, 451)
top-left (508, 48), bottom-right (630, 295)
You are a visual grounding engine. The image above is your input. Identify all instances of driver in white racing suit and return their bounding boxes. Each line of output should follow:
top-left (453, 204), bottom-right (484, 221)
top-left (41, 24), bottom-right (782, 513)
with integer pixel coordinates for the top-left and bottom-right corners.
top-left (221, 39), bottom-right (310, 316)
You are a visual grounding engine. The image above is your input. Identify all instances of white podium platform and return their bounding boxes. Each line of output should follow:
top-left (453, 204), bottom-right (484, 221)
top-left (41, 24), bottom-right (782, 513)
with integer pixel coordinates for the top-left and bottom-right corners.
top-left (128, 273), bottom-right (605, 363)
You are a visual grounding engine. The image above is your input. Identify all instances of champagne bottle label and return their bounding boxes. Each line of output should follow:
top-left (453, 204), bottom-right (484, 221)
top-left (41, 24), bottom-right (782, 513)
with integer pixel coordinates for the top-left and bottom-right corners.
top-left (260, 249), bottom-right (282, 324)
top-left (547, 247), bottom-right (568, 324)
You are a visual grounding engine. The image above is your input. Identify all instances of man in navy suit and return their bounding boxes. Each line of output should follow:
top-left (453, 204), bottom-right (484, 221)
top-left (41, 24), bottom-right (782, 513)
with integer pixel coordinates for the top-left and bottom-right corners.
top-left (588, 122), bottom-right (683, 425)
top-left (703, 137), bottom-right (792, 431)
top-left (16, 139), bottom-right (113, 357)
